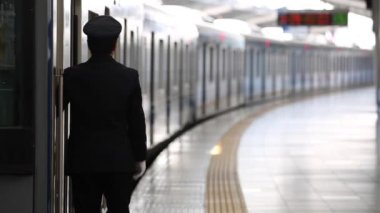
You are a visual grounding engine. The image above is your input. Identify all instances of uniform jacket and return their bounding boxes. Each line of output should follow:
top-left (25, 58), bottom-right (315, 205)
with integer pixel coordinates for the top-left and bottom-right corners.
top-left (63, 55), bottom-right (147, 174)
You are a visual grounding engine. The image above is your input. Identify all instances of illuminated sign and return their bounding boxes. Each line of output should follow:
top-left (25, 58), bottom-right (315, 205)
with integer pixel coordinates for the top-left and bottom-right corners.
top-left (278, 10), bottom-right (348, 26)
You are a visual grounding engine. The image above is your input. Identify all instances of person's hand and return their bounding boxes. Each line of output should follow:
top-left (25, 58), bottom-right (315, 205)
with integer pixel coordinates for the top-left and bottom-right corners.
top-left (133, 161), bottom-right (146, 180)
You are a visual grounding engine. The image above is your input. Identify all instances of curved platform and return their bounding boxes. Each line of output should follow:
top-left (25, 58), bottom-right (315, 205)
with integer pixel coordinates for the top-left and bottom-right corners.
top-left (131, 87), bottom-right (378, 213)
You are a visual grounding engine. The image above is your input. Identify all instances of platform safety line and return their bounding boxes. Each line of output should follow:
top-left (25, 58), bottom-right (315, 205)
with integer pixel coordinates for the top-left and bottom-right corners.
top-left (205, 99), bottom-right (292, 213)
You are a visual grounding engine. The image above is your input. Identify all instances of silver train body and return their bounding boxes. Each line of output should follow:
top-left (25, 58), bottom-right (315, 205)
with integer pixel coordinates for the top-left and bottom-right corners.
top-left (57, 1), bottom-right (373, 147)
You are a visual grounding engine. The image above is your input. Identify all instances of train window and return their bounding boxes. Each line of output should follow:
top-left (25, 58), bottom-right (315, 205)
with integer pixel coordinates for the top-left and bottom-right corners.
top-left (0, 0), bottom-right (17, 126)
top-left (158, 39), bottom-right (164, 89)
top-left (105, 7), bottom-right (110, 16)
top-left (209, 47), bottom-right (214, 82)
top-left (0, 0), bottom-right (35, 172)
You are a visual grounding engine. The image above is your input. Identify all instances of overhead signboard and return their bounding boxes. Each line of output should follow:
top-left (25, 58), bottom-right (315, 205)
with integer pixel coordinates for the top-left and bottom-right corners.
top-left (278, 10), bottom-right (348, 26)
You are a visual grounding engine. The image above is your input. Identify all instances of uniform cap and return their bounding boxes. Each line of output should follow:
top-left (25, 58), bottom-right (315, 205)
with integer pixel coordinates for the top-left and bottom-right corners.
top-left (83, 15), bottom-right (122, 38)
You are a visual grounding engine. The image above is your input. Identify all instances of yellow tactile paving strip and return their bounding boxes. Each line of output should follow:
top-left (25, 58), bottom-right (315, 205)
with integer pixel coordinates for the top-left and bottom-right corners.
top-left (206, 99), bottom-right (292, 213)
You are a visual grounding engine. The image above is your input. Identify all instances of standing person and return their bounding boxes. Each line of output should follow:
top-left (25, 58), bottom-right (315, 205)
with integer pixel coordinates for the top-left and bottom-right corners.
top-left (63, 16), bottom-right (147, 213)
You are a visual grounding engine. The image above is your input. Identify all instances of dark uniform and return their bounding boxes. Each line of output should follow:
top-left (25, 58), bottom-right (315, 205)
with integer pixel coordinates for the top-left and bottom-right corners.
top-left (63, 16), bottom-right (147, 213)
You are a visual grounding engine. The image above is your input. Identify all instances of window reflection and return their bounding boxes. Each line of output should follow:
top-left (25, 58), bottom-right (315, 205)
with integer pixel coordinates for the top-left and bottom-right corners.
top-left (0, 0), bottom-right (16, 126)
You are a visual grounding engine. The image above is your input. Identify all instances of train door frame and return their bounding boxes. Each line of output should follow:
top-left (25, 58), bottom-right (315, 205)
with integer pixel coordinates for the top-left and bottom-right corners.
top-left (215, 44), bottom-right (221, 111)
top-left (272, 48), bottom-right (278, 97)
top-left (179, 40), bottom-right (184, 126)
top-left (188, 42), bottom-right (197, 123)
top-left (227, 47), bottom-right (233, 107)
top-left (54, 0), bottom-right (73, 212)
top-left (237, 50), bottom-right (244, 105)
top-left (219, 47), bottom-right (228, 110)
top-left (165, 36), bottom-right (171, 134)
top-left (248, 47), bottom-right (254, 101)
top-left (259, 48), bottom-right (266, 99)
top-left (182, 42), bottom-right (193, 125)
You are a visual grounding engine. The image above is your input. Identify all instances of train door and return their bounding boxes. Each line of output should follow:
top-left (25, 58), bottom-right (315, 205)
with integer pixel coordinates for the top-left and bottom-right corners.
top-left (349, 55), bottom-right (354, 86)
top-left (358, 55), bottom-right (364, 86)
top-left (207, 44), bottom-right (217, 114)
top-left (272, 50), bottom-right (277, 97)
top-left (199, 43), bottom-right (217, 115)
top-left (264, 49), bottom-right (273, 98)
top-left (300, 51), bottom-right (306, 92)
top-left (318, 52), bottom-right (323, 90)
top-left (182, 43), bottom-right (193, 125)
top-left (296, 50), bottom-right (302, 93)
top-left (219, 47), bottom-right (228, 110)
top-left (231, 50), bottom-right (238, 105)
top-left (230, 50), bottom-right (237, 106)
top-left (259, 48), bottom-right (266, 99)
top-left (146, 32), bottom-right (159, 145)
top-left (275, 50), bottom-right (283, 97)
top-left (330, 53), bottom-right (336, 89)
top-left (140, 36), bottom-right (150, 144)
top-left (283, 49), bottom-right (291, 96)
top-left (247, 47), bottom-right (254, 102)
top-left (153, 38), bottom-right (167, 143)
top-left (254, 48), bottom-right (263, 100)
top-left (195, 43), bottom-right (205, 117)
top-left (215, 45), bottom-right (221, 111)
top-left (165, 36), bottom-right (171, 134)
top-left (339, 54), bottom-right (344, 88)
top-left (317, 52), bottom-right (322, 90)
top-left (344, 54), bottom-right (350, 88)
top-left (280, 49), bottom-right (287, 96)
top-left (169, 41), bottom-right (180, 133)
top-left (189, 42), bottom-right (197, 123)
top-left (178, 40), bottom-right (185, 127)
top-left (237, 50), bottom-right (244, 105)
top-left (321, 52), bottom-right (328, 89)
top-left (304, 51), bottom-right (311, 92)
top-left (325, 52), bottom-right (331, 90)
top-left (309, 52), bottom-right (313, 92)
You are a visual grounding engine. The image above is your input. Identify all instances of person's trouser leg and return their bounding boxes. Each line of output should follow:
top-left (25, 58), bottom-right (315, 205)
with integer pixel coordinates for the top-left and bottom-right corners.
top-left (71, 174), bottom-right (103, 213)
top-left (103, 173), bottom-right (134, 213)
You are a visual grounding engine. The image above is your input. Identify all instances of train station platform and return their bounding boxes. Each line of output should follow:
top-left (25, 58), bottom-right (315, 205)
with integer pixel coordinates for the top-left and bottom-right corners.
top-left (130, 87), bottom-right (378, 213)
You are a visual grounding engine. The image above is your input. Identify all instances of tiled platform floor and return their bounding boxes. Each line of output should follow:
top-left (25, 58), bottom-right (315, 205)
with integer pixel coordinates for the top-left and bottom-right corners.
top-left (131, 87), bottom-right (378, 213)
